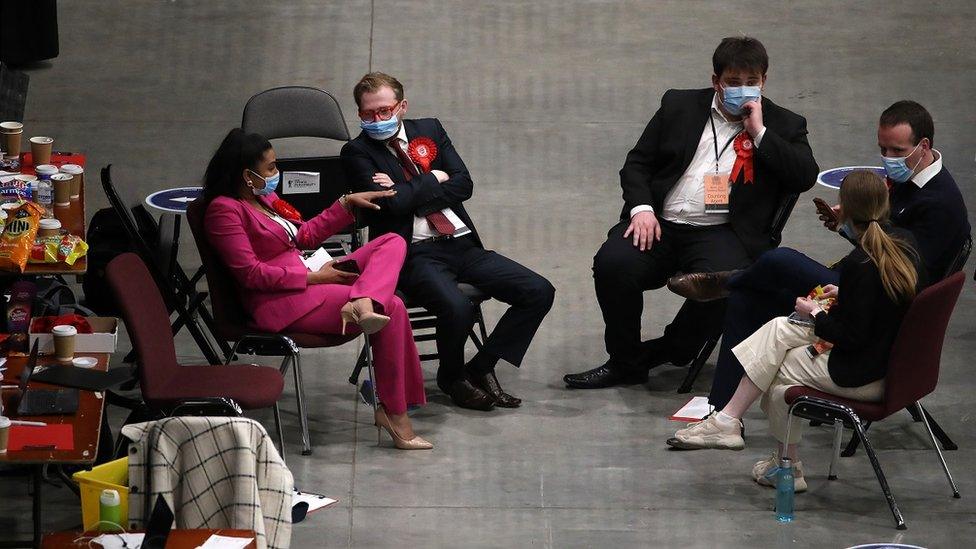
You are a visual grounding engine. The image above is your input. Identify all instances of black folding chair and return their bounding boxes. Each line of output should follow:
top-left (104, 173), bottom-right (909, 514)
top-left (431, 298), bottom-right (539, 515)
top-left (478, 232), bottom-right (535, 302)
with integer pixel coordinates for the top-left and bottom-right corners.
top-left (676, 192), bottom-right (800, 393)
top-left (100, 165), bottom-right (224, 365)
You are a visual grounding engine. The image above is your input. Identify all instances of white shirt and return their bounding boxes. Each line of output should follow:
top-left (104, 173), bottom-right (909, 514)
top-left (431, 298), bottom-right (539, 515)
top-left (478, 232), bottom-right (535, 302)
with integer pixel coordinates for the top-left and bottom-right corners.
top-left (268, 212), bottom-right (298, 242)
top-left (629, 94), bottom-right (766, 226)
top-left (910, 149), bottom-right (942, 188)
top-left (387, 125), bottom-right (471, 242)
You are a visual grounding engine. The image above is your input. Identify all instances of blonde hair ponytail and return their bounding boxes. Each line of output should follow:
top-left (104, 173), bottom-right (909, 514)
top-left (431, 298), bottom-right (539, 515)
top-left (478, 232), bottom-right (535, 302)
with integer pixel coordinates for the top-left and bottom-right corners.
top-left (839, 170), bottom-right (919, 302)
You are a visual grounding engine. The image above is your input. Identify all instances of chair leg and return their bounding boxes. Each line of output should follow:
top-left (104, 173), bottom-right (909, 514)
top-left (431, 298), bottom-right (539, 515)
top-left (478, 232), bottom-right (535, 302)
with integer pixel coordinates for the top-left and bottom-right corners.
top-left (677, 338), bottom-right (715, 394)
top-left (348, 345), bottom-right (369, 385)
top-left (290, 349), bottom-right (312, 456)
top-left (828, 419), bottom-right (844, 480)
top-left (841, 421), bottom-right (870, 457)
top-left (855, 421), bottom-right (907, 530)
top-left (915, 402), bottom-right (960, 498)
top-left (475, 303), bottom-right (489, 341)
top-left (919, 405), bottom-right (958, 451)
top-left (363, 334), bottom-right (380, 445)
top-left (273, 403), bottom-right (286, 465)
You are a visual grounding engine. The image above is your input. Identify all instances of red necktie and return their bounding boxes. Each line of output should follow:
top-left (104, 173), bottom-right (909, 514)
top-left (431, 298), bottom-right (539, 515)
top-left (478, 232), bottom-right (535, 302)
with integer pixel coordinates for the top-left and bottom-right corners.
top-left (389, 137), bottom-right (455, 236)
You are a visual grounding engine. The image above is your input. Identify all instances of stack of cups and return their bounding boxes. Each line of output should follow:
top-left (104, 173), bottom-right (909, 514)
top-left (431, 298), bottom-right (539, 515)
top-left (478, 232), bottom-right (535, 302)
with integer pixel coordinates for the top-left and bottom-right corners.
top-left (0, 122), bottom-right (23, 159)
top-left (30, 136), bottom-right (54, 165)
top-left (52, 325), bottom-right (77, 363)
top-left (0, 415), bottom-right (9, 454)
top-left (60, 164), bottom-right (84, 200)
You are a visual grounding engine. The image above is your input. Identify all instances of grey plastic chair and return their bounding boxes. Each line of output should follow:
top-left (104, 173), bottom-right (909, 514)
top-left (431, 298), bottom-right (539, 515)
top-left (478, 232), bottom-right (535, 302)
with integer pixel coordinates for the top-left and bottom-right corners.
top-left (242, 85), bottom-right (350, 141)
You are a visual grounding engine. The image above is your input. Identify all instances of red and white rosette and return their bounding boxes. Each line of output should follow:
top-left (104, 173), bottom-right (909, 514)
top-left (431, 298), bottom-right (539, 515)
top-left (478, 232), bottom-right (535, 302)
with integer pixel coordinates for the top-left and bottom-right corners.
top-left (272, 198), bottom-right (303, 223)
top-left (408, 137), bottom-right (438, 172)
top-left (730, 132), bottom-right (755, 185)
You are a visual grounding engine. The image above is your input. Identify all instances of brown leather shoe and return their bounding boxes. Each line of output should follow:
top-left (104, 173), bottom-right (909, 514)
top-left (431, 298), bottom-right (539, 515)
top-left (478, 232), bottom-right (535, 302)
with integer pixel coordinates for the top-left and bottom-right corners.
top-left (666, 270), bottom-right (741, 302)
top-left (447, 378), bottom-right (496, 411)
top-left (470, 371), bottom-right (521, 408)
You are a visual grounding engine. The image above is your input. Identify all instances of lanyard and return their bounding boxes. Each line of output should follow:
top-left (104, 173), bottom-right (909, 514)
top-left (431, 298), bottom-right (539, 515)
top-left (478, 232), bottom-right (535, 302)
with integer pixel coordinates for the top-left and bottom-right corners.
top-left (709, 113), bottom-right (740, 173)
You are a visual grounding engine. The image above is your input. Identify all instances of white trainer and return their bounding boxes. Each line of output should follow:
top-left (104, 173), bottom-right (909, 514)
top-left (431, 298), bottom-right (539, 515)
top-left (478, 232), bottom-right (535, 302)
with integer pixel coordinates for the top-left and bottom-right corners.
top-left (752, 454), bottom-right (808, 493)
top-left (669, 415), bottom-right (745, 450)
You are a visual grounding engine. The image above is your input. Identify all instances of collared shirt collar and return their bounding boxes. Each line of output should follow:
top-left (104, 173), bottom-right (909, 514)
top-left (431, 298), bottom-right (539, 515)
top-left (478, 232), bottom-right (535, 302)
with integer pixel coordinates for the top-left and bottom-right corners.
top-left (911, 149), bottom-right (942, 188)
top-left (391, 122), bottom-right (408, 146)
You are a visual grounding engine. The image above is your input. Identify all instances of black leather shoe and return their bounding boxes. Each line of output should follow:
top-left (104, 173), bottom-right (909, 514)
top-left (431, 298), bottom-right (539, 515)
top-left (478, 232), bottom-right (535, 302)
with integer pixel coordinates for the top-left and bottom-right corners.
top-left (563, 363), bottom-right (647, 389)
top-left (447, 378), bottom-right (496, 411)
top-left (666, 270), bottom-right (741, 302)
top-left (470, 371), bottom-right (521, 408)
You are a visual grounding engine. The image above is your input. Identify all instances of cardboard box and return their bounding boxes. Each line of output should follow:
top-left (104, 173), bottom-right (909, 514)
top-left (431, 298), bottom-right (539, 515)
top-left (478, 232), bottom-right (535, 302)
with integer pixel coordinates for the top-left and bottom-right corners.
top-left (28, 316), bottom-right (119, 354)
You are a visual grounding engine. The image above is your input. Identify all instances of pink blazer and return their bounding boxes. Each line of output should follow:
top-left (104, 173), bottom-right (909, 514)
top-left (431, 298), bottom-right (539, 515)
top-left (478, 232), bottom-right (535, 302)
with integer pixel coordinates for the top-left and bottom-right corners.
top-left (205, 193), bottom-right (354, 332)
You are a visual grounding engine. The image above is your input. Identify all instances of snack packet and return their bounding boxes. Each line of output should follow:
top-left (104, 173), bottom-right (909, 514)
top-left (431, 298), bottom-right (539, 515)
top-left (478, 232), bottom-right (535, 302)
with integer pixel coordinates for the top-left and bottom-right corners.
top-left (29, 234), bottom-right (88, 265)
top-left (0, 202), bottom-right (42, 272)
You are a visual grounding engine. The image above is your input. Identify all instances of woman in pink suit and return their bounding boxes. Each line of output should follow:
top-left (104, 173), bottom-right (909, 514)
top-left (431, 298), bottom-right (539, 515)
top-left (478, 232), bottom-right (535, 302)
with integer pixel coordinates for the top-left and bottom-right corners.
top-left (202, 129), bottom-right (430, 450)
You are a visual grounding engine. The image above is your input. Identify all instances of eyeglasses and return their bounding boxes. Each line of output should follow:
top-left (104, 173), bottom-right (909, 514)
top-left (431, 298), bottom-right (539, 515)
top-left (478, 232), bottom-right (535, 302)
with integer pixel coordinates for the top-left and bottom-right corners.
top-left (359, 102), bottom-right (401, 122)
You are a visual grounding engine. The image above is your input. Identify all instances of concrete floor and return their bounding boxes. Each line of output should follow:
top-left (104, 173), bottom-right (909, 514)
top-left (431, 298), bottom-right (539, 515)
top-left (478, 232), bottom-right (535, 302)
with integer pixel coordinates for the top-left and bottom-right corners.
top-left (2, 1), bottom-right (975, 547)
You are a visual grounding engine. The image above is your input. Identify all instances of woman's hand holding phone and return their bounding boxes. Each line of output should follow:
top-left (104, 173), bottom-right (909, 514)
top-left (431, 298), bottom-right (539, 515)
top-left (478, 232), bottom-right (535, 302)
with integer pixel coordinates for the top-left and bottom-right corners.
top-left (308, 260), bottom-right (359, 285)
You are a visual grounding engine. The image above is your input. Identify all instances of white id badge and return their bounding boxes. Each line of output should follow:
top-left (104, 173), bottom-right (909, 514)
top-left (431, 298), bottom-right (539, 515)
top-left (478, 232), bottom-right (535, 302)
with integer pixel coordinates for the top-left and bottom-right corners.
top-left (704, 171), bottom-right (730, 213)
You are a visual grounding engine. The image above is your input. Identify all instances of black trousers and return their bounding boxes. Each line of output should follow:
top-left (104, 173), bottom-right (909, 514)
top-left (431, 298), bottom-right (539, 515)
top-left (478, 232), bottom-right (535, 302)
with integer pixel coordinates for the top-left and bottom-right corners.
top-left (398, 235), bottom-right (555, 387)
top-left (593, 219), bottom-right (751, 373)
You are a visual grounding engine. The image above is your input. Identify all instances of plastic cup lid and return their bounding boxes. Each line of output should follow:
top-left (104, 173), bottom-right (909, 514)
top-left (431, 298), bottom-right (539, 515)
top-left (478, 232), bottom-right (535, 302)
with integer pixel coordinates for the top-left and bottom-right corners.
top-left (72, 357), bottom-right (98, 368)
top-left (0, 121), bottom-right (23, 132)
top-left (35, 164), bottom-right (59, 174)
top-left (52, 324), bottom-right (77, 336)
top-left (29, 136), bottom-right (53, 144)
top-left (0, 416), bottom-right (10, 428)
top-left (39, 219), bottom-right (61, 229)
top-left (60, 164), bottom-right (83, 174)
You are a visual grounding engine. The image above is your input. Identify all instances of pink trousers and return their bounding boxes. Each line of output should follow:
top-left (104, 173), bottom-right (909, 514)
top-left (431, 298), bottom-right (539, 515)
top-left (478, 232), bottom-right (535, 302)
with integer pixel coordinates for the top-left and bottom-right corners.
top-left (286, 233), bottom-right (426, 414)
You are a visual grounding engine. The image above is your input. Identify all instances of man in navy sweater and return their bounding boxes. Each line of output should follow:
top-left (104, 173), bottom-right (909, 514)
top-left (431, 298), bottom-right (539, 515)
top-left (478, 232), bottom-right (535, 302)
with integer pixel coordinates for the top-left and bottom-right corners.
top-left (671, 100), bottom-right (970, 411)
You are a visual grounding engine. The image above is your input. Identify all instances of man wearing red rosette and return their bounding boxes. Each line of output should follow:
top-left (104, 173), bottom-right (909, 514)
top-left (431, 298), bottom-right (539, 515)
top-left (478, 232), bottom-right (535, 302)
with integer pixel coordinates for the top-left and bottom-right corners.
top-left (564, 37), bottom-right (819, 389)
top-left (341, 72), bottom-right (555, 411)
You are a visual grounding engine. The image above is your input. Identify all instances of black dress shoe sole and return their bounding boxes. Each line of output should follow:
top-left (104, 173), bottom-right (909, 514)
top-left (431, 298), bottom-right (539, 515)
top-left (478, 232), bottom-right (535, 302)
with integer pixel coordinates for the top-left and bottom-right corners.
top-left (564, 376), bottom-right (647, 389)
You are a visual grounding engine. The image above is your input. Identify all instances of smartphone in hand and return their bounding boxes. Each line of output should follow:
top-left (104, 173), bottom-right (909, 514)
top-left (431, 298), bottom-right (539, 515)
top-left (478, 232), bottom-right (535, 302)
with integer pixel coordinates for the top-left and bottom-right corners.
top-left (813, 197), bottom-right (838, 224)
top-left (333, 259), bottom-right (361, 275)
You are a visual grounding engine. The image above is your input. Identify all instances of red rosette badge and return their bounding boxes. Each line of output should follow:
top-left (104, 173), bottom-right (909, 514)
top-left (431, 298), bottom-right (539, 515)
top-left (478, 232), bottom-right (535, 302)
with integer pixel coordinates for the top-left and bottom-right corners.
top-left (730, 131), bottom-right (755, 185)
top-left (272, 198), bottom-right (303, 223)
top-left (408, 137), bottom-right (438, 172)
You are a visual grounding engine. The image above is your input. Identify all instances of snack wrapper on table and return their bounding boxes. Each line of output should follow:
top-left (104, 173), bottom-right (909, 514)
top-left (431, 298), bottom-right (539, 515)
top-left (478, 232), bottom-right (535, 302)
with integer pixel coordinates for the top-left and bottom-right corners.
top-left (806, 285), bottom-right (836, 357)
top-left (0, 202), bottom-right (43, 272)
top-left (0, 177), bottom-right (32, 203)
top-left (29, 234), bottom-right (88, 265)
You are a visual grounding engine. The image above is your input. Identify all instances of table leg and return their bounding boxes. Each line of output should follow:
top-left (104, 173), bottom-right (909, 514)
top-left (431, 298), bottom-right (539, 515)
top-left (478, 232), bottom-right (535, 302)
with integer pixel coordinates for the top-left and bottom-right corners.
top-left (32, 465), bottom-right (41, 549)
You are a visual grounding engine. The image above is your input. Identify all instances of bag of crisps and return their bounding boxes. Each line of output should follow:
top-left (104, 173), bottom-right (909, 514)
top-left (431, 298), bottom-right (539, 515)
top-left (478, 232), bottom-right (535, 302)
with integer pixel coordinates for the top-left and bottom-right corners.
top-left (0, 202), bottom-right (42, 272)
top-left (29, 234), bottom-right (89, 265)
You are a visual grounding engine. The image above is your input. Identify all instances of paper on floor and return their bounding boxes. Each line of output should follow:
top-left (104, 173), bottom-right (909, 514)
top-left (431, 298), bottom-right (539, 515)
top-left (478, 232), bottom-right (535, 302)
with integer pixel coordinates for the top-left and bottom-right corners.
top-left (199, 534), bottom-right (255, 549)
top-left (91, 533), bottom-right (145, 548)
top-left (669, 396), bottom-right (714, 422)
top-left (293, 490), bottom-right (339, 514)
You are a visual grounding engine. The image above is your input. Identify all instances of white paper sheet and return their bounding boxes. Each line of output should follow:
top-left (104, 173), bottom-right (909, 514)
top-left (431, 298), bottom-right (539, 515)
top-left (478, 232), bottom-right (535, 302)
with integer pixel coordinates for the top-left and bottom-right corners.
top-left (670, 396), bottom-right (714, 422)
top-left (301, 247), bottom-right (333, 272)
top-left (281, 171), bottom-right (320, 195)
top-left (293, 489), bottom-right (339, 514)
top-left (199, 534), bottom-right (255, 549)
top-left (91, 533), bottom-right (145, 549)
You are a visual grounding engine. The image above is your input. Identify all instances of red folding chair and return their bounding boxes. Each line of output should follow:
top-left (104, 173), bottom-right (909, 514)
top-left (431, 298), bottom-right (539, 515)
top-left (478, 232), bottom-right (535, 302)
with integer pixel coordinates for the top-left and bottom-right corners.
top-left (783, 271), bottom-right (965, 530)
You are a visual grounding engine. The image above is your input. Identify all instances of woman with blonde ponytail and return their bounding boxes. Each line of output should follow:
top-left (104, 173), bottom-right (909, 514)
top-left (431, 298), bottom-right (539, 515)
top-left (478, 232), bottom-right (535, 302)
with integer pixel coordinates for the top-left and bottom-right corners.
top-left (670, 170), bottom-right (924, 493)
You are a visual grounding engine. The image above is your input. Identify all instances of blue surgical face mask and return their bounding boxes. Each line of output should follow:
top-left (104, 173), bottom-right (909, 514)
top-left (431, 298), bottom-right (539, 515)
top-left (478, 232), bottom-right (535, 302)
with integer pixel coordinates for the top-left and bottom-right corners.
top-left (360, 114), bottom-right (400, 141)
top-left (248, 170), bottom-right (279, 196)
top-left (721, 85), bottom-right (762, 116)
top-left (881, 141), bottom-right (922, 183)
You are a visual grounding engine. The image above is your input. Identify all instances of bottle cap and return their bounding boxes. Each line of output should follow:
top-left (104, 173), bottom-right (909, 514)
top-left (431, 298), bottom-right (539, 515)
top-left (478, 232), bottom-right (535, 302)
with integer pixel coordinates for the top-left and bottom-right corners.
top-left (100, 489), bottom-right (120, 506)
top-left (779, 457), bottom-right (792, 468)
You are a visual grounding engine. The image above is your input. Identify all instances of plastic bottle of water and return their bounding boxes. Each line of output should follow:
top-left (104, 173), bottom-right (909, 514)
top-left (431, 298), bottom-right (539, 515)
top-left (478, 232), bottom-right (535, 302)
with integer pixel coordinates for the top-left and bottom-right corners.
top-left (775, 457), bottom-right (795, 522)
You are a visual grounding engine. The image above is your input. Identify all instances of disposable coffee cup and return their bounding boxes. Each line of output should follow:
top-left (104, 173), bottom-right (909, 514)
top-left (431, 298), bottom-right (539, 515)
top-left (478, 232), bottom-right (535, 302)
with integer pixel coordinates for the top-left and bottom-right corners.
top-left (50, 173), bottom-right (72, 206)
top-left (0, 122), bottom-right (23, 160)
top-left (0, 416), bottom-right (9, 453)
top-left (60, 164), bottom-right (84, 199)
top-left (52, 324), bottom-right (77, 363)
top-left (30, 136), bottom-right (54, 166)
top-left (38, 218), bottom-right (61, 237)
top-left (34, 164), bottom-right (58, 180)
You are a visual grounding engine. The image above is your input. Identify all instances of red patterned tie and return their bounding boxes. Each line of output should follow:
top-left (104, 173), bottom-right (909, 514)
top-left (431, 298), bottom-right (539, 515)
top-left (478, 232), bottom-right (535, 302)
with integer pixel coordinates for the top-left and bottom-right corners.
top-left (389, 138), bottom-right (455, 235)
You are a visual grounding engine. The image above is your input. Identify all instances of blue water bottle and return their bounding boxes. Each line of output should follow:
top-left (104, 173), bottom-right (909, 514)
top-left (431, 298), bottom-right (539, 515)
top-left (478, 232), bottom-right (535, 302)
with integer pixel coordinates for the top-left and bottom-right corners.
top-left (775, 457), bottom-right (795, 522)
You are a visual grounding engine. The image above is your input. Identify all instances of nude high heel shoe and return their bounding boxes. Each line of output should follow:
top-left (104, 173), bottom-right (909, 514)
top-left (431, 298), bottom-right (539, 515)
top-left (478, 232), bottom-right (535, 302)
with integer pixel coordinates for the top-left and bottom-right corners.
top-left (374, 407), bottom-right (433, 450)
top-left (340, 300), bottom-right (390, 335)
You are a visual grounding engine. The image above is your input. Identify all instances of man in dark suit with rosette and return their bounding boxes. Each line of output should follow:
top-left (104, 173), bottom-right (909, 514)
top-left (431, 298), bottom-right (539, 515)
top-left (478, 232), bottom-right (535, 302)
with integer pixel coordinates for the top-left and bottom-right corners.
top-left (342, 72), bottom-right (555, 412)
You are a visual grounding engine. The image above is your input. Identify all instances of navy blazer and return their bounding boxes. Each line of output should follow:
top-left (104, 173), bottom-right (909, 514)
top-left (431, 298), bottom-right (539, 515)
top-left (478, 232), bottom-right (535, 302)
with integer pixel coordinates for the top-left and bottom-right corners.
top-left (341, 118), bottom-right (483, 247)
top-left (619, 88), bottom-right (820, 259)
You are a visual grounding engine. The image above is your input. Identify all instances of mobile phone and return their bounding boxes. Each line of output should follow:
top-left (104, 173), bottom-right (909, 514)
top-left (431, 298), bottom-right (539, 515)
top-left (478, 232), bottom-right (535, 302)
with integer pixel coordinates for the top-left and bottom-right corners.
top-left (813, 197), bottom-right (838, 223)
top-left (333, 259), bottom-right (360, 275)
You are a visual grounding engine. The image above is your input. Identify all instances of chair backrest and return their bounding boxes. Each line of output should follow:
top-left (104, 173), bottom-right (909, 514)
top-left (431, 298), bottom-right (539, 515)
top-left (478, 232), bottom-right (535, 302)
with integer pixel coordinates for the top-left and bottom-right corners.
top-left (241, 86), bottom-right (349, 141)
top-left (185, 197), bottom-right (250, 339)
top-left (944, 233), bottom-right (972, 279)
top-left (106, 253), bottom-right (181, 404)
top-left (768, 192), bottom-right (800, 244)
top-left (883, 271), bottom-right (965, 412)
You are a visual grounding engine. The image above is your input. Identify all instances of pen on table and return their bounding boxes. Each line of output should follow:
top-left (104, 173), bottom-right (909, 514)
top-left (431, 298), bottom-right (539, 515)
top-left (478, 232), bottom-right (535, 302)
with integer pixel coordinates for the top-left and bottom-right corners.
top-left (10, 420), bottom-right (47, 427)
top-left (23, 445), bottom-right (56, 450)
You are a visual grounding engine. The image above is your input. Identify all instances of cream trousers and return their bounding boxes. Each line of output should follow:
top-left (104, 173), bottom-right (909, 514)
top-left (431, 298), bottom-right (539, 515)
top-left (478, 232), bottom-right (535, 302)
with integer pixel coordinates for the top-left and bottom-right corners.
top-left (732, 317), bottom-right (884, 444)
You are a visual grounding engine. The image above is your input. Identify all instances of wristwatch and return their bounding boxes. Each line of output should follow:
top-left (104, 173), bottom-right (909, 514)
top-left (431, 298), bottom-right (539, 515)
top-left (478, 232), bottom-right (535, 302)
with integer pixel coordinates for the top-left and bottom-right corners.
top-left (339, 194), bottom-right (351, 212)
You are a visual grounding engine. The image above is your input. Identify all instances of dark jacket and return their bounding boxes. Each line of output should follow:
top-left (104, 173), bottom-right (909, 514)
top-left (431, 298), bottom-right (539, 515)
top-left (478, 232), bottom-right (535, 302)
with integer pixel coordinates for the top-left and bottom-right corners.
top-left (890, 164), bottom-right (971, 279)
top-left (814, 227), bottom-right (925, 387)
top-left (619, 88), bottom-right (819, 258)
top-left (340, 118), bottom-right (482, 247)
